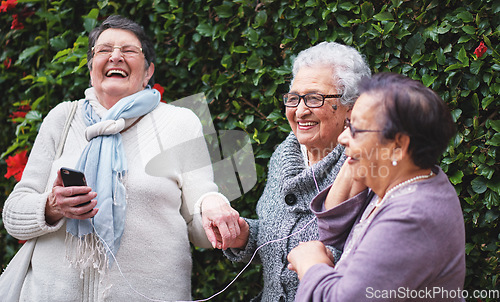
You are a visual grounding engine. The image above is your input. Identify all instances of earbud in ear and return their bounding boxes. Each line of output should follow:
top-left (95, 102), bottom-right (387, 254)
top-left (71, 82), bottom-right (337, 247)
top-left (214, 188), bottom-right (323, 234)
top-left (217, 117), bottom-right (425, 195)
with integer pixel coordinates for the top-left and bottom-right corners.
top-left (332, 104), bottom-right (337, 110)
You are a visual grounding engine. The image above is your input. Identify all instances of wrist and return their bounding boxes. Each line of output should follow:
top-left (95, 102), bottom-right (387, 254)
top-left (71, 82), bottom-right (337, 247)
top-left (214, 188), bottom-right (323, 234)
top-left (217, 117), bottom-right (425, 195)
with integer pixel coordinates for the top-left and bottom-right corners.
top-left (195, 192), bottom-right (230, 214)
top-left (45, 193), bottom-right (63, 225)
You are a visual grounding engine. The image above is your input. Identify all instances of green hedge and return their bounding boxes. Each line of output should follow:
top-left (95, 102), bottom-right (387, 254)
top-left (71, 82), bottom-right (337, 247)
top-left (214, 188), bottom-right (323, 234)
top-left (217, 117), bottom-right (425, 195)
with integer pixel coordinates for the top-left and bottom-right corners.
top-left (1, 0), bottom-right (498, 301)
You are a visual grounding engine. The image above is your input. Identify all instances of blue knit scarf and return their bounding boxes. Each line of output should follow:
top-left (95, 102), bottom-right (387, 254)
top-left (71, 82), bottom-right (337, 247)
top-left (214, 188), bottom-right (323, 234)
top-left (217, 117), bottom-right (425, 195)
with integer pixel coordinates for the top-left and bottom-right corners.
top-left (66, 87), bottom-right (160, 268)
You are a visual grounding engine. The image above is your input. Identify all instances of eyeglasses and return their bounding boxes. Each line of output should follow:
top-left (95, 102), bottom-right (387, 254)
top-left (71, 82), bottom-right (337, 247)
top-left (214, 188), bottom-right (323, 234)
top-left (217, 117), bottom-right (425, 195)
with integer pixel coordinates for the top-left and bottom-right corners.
top-left (92, 44), bottom-right (143, 58)
top-left (283, 93), bottom-right (342, 108)
top-left (345, 118), bottom-right (382, 138)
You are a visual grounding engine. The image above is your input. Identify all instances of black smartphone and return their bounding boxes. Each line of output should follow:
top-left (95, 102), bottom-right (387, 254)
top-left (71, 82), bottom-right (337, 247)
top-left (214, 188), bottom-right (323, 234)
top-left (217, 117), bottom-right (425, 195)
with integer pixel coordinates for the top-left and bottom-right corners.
top-left (60, 167), bottom-right (87, 187)
top-left (60, 167), bottom-right (90, 206)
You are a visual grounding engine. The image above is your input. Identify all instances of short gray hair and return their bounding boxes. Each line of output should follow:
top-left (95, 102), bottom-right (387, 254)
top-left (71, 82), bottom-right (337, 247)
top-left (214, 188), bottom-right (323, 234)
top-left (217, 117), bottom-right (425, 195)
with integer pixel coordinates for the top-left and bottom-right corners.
top-left (291, 42), bottom-right (371, 107)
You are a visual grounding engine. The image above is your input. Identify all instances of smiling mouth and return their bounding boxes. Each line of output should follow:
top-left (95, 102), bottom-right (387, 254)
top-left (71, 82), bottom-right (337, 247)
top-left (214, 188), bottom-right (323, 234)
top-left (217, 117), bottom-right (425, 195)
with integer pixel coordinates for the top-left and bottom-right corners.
top-left (347, 155), bottom-right (359, 162)
top-left (298, 121), bottom-right (318, 127)
top-left (106, 69), bottom-right (128, 78)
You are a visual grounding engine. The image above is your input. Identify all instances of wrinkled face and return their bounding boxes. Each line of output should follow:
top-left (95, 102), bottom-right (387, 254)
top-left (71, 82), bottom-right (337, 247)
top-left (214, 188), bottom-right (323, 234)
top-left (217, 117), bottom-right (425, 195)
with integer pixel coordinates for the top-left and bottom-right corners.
top-left (338, 93), bottom-right (393, 189)
top-left (285, 65), bottom-right (350, 156)
top-left (90, 28), bottom-right (153, 108)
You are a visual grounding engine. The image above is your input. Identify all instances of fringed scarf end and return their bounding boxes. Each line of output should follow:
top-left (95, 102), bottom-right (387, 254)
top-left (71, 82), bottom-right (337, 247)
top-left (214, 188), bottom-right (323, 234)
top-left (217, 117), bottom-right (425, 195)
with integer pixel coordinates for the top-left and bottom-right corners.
top-left (65, 231), bottom-right (108, 277)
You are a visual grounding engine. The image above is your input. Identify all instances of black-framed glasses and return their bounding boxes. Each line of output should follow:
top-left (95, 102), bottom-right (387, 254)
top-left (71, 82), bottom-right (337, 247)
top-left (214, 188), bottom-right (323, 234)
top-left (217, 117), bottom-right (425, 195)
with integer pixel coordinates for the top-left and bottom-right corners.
top-left (345, 118), bottom-right (382, 138)
top-left (92, 44), bottom-right (143, 58)
top-left (283, 92), bottom-right (342, 108)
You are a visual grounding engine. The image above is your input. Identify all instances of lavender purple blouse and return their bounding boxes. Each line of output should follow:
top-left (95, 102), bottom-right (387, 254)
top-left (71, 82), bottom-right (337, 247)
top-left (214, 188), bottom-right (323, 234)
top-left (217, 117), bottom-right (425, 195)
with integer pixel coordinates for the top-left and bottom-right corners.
top-left (295, 166), bottom-right (466, 302)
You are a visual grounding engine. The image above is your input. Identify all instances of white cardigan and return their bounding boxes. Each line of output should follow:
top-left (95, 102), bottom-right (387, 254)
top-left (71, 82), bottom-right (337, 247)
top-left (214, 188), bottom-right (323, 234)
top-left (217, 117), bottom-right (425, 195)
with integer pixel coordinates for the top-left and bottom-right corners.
top-left (3, 96), bottom-right (219, 301)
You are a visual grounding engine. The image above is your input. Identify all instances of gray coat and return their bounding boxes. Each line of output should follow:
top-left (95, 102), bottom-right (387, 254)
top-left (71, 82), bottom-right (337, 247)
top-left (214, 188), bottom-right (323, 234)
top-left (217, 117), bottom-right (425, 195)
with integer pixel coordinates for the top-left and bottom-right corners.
top-left (224, 132), bottom-right (345, 301)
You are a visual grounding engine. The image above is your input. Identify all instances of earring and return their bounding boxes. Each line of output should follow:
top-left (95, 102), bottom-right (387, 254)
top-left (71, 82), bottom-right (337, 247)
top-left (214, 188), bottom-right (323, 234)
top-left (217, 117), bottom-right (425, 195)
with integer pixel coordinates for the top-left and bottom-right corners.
top-left (392, 160), bottom-right (398, 166)
top-left (332, 104), bottom-right (337, 110)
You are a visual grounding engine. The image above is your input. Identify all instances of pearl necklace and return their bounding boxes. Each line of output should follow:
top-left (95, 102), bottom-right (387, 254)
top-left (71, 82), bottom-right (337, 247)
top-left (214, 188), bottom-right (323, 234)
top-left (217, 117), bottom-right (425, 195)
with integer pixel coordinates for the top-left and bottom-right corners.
top-left (375, 171), bottom-right (434, 208)
top-left (361, 171), bottom-right (434, 223)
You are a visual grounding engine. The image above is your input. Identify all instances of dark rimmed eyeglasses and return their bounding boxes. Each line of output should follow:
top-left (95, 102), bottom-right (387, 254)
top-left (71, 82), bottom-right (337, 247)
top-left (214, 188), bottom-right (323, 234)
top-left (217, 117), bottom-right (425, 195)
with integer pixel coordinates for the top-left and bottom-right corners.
top-left (283, 93), bottom-right (342, 108)
top-left (345, 118), bottom-right (382, 138)
top-left (92, 44), bottom-right (143, 58)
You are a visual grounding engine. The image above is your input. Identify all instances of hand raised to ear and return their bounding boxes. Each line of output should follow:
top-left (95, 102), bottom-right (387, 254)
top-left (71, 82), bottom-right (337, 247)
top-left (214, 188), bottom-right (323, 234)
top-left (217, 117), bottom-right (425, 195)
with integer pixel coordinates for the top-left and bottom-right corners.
top-left (324, 161), bottom-right (367, 210)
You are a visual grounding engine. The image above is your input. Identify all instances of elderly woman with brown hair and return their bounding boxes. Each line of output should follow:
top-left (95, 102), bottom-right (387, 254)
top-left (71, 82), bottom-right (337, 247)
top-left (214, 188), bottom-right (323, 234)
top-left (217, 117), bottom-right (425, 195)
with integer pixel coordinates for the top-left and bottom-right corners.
top-left (2, 15), bottom-right (239, 301)
top-left (288, 73), bottom-right (465, 302)
top-left (222, 42), bottom-right (371, 301)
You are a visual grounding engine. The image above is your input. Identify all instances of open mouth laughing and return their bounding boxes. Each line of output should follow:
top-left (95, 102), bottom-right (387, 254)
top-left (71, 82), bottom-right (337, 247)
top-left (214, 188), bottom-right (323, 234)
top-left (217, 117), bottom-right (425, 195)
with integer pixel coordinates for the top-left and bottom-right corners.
top-left (106, 69), bottom-right (128, 78)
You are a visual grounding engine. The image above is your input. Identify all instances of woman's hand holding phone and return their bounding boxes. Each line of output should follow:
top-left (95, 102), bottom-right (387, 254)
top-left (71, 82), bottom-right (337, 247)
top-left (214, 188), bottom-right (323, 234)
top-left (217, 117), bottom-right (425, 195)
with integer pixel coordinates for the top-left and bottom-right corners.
top-left (45, 168), bottom-right (98, 225)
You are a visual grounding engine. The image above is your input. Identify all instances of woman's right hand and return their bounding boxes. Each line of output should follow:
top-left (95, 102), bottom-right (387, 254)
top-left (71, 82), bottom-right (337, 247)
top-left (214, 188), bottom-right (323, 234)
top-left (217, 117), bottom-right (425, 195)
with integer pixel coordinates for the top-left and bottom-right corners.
top-left (324, 160), bottom-right (367, 210)
top-left (228, 217), bottom-right (250, 249)
top-left (45, 169), bottom-right (98, 225)
top-left (209, 216), bottom-right (249, 250)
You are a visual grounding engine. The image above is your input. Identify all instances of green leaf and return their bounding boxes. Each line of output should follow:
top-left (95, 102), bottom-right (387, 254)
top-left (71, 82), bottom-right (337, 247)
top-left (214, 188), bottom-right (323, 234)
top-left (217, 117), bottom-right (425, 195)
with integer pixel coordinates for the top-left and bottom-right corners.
top-left (360, 2), bottom-right (374, 20)
top-left (461, 25), bottom-right (476, 35)
top-left (457, 11), bottom-right (473, 22)
top-left (457, 46), bottom-right (469, 66)
top-left (486, 133), bottom-right (500, 146)
top-left (52, 48), bottom-right (72, 62)
top-left (267, 111), bottom-right (283, 122)
top-left (83, 8), bottom-right (99, 33)
top-left (339, 2), bottom-right (357, 12)
top-left (465, 243), bottom-right (475, 255)
top-left (196, 23), bottom-right (213, 37)
top-left (243, 115), bottom-right (254, 126)
top-left (471, 177), bottom-right (487, 194)
top-left (50, 36), bottom-right (68, 50)
top-left (24, 111), bottom-right (42, 122)
top-left (422, 74), bottom-right (438, 87)
top-left (16, 45), bottom-right (44, 65)
top-left (451, 109), bottom-right (462, 123)
top-left (482, 96), bottom-right (494, 110)
top-left (221, 54), bottom-right (232, 69)
top-left (254, 11), bottom-right (267, 27)
top-left (214, 4), bottom-right (233, 18)
top-left (232, 46), bottom-right (248, 54)
top-left (373, 12), bottom-right (394, 21)
top-left (489, 120), bottom-right (500, 132)
top-left (449, 170), bottom-right (464, 185)
top-left (246, 53), bottom-right (262, 70)
top-left (444, 63), bottom-right (463, 72)
top-left (487, 177), bottom-right (500, 194)
top-left (469, 59), bottom-right (483, 75)
top-left (404, 33), bottom-right (424, 55)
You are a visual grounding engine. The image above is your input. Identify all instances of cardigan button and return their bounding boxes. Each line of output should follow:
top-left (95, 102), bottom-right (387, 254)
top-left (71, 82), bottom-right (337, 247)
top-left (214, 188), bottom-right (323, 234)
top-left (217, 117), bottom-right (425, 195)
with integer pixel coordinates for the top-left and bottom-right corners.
top-left (284, 194), bottom-right (297, 205)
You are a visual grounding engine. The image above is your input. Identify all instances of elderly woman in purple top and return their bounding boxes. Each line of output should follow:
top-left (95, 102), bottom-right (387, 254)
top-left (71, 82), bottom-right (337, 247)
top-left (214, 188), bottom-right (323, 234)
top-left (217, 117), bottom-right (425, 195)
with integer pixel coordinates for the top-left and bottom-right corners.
top-left (288, 73), bottom-right (465, 302)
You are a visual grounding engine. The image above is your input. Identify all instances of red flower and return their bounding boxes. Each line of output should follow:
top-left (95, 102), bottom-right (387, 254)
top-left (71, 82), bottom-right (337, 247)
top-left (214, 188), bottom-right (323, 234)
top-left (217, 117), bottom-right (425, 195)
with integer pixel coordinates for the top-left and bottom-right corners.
top-left (11, 14), bottom-right (24, 30)
top-left (474, 41), bottom-right (487, 58)
top-left (9, 104), bottom-right (31, 122)
top-left (3, 57), bottom-right (12, 69)
top-left (153, 83), bottom-right (165, 102)
top-left (18, 104), bottom-right (31, 111)
top-left (10, 111), bottom-right (27, 119)
top-left (0, 0), bottom-right (17, 12)
top-left (4, 149), bottom-right (28, 181)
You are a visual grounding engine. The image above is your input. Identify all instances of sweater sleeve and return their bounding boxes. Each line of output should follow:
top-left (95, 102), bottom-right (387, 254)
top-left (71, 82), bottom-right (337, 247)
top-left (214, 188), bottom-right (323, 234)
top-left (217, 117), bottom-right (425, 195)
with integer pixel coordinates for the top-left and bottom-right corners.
top-left (176, 108), bottom-right (220, 248)
top-left (223, 217), bottom-right (260, 263)
top-left (296, 200), bottom-right (446, 301)
top-left (311, 188), bottom-right (371, 250)
top-left (2, 102), bottom-right (74, 240)
top-left (223, 140), bottom-right (285, 263)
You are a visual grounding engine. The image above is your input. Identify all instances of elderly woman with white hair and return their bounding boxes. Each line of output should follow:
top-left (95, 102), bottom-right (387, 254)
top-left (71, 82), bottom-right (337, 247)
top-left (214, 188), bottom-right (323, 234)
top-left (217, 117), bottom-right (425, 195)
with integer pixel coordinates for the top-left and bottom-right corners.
top-left (221, 42), bottom-right (371, 301)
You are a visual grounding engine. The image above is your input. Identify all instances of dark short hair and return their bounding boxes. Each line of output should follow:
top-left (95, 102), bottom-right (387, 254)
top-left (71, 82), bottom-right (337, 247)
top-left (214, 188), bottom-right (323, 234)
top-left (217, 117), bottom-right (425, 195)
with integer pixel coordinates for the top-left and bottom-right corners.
top-left (359, 73), bottom-right (456, 169)
top-left (87, 15), bottom-right (156, 86)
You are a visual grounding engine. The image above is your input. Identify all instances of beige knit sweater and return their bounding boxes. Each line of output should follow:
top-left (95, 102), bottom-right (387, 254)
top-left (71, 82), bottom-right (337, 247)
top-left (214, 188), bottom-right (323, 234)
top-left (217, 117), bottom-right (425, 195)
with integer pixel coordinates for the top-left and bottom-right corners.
top-left (3, 90), bottom-right (218, 301)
